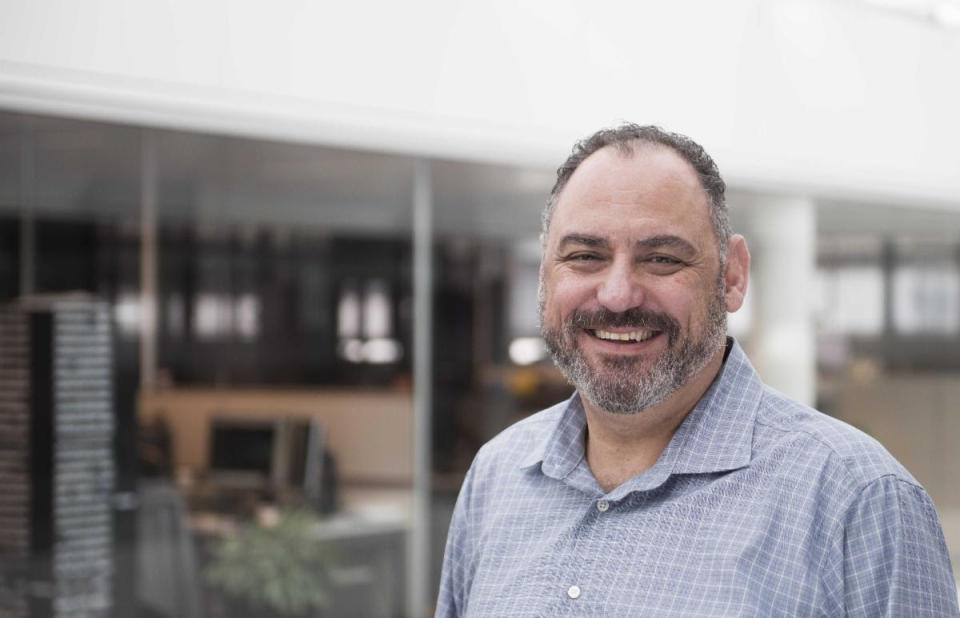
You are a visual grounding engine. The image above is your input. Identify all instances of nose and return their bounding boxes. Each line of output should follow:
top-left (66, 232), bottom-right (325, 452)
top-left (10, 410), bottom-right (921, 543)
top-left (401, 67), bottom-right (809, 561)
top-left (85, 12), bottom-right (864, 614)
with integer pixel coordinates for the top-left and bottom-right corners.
top-left (596, 259), bottom-right (644, 313)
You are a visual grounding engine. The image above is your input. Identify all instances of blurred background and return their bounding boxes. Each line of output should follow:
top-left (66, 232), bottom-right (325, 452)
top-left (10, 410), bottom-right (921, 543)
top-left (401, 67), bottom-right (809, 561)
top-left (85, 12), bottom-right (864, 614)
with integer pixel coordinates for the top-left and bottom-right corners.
top-left (0, 0), bottom-right (958, 616)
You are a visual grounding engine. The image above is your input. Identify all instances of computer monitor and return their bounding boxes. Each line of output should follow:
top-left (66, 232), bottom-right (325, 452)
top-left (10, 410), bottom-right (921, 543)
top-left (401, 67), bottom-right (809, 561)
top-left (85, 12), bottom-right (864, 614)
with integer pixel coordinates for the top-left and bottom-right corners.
top-left (207, 417), bottom-right (325, 505)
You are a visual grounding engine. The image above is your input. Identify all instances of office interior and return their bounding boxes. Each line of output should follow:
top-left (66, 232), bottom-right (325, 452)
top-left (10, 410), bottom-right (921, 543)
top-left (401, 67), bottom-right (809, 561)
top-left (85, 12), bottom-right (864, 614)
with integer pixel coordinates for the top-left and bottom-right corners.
top-left (1, 108), bottom-right (959, 617)
top-left (2, 1), bottom-right (960, 616)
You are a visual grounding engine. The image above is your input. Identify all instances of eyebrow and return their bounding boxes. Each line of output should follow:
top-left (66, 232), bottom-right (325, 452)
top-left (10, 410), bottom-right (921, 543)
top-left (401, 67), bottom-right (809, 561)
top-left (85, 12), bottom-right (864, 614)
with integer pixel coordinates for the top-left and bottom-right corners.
top-left (557, 234), bottom-right (608, 250)
top-left (635, 235), bottom-right (697, 254)
top-left (556, 233), bottom-right (697, 255)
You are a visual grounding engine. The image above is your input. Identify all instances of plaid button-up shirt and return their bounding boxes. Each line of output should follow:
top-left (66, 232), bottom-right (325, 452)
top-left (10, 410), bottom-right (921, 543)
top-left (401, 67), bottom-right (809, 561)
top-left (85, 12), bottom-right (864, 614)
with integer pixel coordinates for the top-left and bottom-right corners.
top-left (437, 340), bottom-right (959, 617)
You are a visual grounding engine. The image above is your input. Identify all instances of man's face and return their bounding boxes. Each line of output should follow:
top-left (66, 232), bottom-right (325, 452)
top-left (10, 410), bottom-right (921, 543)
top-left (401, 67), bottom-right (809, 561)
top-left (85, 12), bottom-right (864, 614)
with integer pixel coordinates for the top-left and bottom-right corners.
top-left (539, 145), bottom-right (730, 414)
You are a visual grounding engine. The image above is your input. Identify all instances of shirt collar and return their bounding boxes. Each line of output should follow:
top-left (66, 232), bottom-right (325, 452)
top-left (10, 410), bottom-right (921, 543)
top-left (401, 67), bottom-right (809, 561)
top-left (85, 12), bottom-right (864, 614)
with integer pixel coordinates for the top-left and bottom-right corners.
top-left (520, 338), bottom-right (763, 482)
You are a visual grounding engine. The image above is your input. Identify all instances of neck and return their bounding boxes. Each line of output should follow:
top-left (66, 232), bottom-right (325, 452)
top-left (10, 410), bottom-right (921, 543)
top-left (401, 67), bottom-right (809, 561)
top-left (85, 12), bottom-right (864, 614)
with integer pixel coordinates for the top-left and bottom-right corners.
top-left (583, 349), bottom-right (725, 493)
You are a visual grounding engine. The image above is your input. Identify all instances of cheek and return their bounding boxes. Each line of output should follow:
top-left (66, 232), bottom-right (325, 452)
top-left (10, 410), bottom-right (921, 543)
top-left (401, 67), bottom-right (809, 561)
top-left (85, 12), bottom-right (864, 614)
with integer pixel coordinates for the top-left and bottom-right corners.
top-left (647, 283), bottom-right (702, 325)
top-left (682, 286), bottom-right (720, 330)
top-left (544, 277), bottom-right (595, 319)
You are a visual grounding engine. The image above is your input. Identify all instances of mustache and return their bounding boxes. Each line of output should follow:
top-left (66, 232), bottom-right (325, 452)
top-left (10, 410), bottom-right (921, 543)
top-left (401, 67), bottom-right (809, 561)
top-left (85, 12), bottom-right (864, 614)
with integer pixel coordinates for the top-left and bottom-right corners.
top-left (567, 307), bottom-right (680, 344)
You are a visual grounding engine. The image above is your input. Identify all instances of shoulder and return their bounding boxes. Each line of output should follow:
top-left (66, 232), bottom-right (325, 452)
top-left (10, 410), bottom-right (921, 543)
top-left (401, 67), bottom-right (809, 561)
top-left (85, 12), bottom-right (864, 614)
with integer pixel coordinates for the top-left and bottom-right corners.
top-left (752, 385), bottom-right (921, 492)
top-left (743, 385), bottom-right (959, 614)
top-left (450, 400), bottom-right (568, 525)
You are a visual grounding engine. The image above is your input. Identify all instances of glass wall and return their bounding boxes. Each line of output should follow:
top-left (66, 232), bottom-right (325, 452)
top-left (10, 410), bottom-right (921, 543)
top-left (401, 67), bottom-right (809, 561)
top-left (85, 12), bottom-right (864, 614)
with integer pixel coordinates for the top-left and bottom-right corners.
top-left (0, 111), bottom-right (561, 617)
top-left (0, 112), bottom-right (424, 617)
top-left (0, 111), bottom-right (957, 617)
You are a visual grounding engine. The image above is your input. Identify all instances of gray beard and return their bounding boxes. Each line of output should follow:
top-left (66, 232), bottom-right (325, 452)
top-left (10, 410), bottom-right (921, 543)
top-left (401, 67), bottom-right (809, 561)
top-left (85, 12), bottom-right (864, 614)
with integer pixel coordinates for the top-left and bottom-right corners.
top-left (540, 278), bottom-right (728, 415)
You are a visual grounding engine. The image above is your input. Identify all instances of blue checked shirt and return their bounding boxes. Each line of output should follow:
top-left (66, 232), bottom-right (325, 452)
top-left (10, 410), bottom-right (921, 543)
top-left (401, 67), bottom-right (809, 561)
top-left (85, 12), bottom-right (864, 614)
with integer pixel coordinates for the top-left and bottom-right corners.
top-left (437, 340), bottom-right (959, 617)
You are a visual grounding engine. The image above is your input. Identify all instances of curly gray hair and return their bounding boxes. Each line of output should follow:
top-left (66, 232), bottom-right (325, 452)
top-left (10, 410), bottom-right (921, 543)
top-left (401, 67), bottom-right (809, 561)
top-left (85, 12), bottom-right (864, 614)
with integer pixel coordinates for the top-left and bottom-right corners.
top-left (542, 123), bottom-right (730, 258)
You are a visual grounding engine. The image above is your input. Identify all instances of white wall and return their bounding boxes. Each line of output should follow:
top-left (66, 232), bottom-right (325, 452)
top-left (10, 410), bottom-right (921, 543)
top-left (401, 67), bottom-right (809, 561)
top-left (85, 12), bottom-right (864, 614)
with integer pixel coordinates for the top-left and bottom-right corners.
top-left (1, 0), bottom-right (958, 206)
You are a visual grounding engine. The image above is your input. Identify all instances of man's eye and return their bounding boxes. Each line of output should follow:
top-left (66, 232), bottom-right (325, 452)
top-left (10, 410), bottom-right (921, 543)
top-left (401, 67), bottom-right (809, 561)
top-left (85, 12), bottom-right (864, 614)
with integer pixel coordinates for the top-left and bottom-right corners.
top-left (568, 253), bottom-right (601, 262)
top-left (649, 256), bottom-right (680, 264)
top-left (645, 256), bottom-right (686, 274)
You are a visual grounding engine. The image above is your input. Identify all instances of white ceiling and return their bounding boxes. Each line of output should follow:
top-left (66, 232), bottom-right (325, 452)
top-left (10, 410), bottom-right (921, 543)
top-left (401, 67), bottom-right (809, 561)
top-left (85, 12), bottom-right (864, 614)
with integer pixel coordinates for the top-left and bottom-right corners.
top-left (2, 0), bottom-right (959, 210)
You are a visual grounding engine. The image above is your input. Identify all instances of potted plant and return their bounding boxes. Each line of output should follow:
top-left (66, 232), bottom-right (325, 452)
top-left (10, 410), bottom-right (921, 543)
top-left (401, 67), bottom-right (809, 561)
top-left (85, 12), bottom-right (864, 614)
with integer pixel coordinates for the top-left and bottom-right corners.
top-left (204, 508), bottom-right (336, 617)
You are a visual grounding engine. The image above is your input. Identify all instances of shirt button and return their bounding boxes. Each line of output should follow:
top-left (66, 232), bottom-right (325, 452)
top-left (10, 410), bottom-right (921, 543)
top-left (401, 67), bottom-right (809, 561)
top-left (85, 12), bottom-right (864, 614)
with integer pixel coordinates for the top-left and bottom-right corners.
top-left (596, 499), bottom-right (609, 512)
top-left (567, 585), bottom-right (581, 599)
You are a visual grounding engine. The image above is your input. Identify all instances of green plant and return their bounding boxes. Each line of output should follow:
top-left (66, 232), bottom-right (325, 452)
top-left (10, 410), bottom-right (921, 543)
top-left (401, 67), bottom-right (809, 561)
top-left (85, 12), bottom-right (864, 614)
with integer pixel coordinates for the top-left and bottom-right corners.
top-left (204, 509), bottom-right (335, 616)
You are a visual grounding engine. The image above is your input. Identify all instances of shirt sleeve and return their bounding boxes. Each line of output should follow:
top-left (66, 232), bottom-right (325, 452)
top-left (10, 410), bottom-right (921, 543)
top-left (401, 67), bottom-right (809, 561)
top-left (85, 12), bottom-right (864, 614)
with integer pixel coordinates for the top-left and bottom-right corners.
top-left (842, 475), bottom-right (959, 617)
top-left (435, 462), bottom-right (480, 618)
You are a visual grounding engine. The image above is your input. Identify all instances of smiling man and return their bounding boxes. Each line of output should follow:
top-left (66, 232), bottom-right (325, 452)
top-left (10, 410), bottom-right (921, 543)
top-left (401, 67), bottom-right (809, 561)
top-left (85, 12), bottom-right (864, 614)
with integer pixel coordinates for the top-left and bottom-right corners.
top-left (436, 124), bottom-right (959, 617)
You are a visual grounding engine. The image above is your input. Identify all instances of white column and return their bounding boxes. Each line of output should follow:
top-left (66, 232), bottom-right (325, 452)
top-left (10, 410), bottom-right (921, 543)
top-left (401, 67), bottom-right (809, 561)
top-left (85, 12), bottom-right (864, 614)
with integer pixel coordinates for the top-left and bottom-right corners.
top-left (409, 159), bottom-right (433, 618)
top-left (748, 195), bottom-right (817, 406)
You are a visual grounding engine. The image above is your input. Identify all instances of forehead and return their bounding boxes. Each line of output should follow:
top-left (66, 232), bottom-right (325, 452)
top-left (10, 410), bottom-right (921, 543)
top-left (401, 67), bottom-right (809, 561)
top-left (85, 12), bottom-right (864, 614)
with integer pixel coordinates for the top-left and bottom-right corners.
top-left (548, 145), bottom-right (714, 246)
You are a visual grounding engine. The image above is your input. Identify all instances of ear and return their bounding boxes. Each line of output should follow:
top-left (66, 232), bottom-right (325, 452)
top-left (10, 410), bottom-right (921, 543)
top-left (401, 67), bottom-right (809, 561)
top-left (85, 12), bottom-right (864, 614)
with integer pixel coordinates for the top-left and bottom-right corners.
top-left (723, 234), bottom-right (750, 313)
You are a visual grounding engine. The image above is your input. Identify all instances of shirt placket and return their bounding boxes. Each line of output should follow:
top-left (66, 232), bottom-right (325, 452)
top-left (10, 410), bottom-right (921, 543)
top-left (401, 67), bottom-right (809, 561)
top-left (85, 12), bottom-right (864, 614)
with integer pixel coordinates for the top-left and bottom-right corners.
top-left (547, 461), bottom-right (625, 615)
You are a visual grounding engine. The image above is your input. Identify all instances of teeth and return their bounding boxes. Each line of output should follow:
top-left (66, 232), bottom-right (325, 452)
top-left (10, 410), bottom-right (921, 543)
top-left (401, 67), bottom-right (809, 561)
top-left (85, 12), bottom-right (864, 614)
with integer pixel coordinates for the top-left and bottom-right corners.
top-left (594, 329), bottom-right (655, 342)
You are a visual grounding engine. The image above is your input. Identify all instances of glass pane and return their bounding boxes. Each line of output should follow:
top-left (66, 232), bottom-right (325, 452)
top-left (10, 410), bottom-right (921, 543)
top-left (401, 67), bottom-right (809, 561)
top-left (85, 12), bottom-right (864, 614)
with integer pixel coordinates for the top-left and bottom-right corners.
top-left (893, 263), bottom-right (960, 335)
top-left (0, 110), bottom-right (417, 617)
top-left (817, 266), bottom-right (885, 335)
top-left (147, 130), bottom-right (415, 617)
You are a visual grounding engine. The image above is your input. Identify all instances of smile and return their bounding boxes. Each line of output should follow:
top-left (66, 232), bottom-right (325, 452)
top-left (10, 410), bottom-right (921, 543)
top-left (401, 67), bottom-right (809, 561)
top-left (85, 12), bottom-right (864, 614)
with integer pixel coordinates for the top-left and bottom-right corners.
top-left (590, 329), bottom-right (658, 343)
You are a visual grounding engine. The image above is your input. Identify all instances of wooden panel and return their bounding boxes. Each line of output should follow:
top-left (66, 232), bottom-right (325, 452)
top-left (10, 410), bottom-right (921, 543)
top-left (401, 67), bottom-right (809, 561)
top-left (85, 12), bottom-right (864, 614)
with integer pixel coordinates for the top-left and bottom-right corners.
top-left (139, 389), bottom-right (413, 485)
top-left (838, 376), bottom-right (943, 497)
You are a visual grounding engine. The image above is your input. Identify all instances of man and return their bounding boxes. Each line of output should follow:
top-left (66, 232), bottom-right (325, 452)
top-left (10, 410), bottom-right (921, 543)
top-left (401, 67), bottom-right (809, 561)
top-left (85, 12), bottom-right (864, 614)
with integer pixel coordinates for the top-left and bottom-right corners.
top-left (436, 124), bottom-right (959, 616)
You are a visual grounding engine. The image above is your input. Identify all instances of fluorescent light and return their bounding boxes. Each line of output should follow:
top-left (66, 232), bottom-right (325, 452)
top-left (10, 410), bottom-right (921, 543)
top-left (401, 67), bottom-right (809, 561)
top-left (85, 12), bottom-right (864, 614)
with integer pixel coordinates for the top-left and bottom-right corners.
top-left (114, 293), bottom-right (140, 336)
top-left (509, 337), bottom-right (547, 366)
top-left (339, 338), bottom-right (365, 363)
top-left (363, 338), bottom-right (402, 364)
